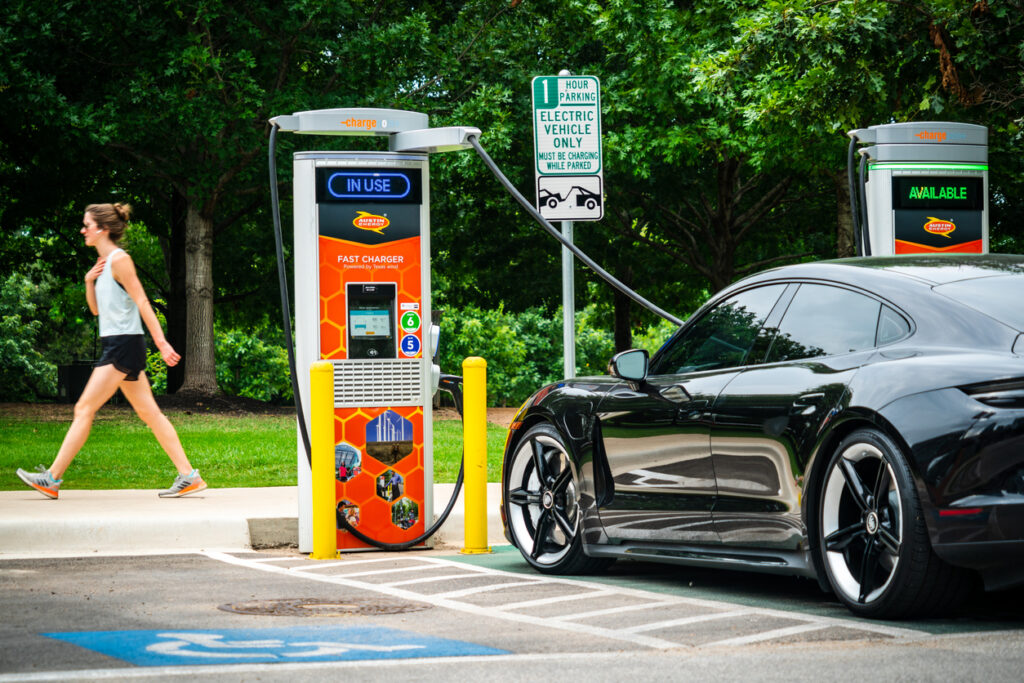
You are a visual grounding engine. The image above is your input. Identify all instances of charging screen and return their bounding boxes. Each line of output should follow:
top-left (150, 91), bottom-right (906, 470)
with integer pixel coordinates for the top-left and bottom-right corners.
top-left (350, 309), bottom-right (390, 338)
top-left (346, 283), bottom-right (397, 358)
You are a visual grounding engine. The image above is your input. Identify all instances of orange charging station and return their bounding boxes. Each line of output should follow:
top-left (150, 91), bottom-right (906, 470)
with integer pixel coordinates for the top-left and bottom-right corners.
top-left (270, 108), bottom-right (479, 552)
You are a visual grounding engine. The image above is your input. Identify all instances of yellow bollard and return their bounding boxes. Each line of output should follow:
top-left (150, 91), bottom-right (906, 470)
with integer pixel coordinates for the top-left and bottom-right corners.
top-left (461, 357), bottom-right (492, 554)
top-left (309, 361), bottom-right (337, 559)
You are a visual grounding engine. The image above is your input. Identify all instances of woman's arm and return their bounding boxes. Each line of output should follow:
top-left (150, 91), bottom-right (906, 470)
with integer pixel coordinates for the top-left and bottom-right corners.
top-left (110, 251), bottom-right (181, 367)
top-left (84, 258), bottom-right (105, 316)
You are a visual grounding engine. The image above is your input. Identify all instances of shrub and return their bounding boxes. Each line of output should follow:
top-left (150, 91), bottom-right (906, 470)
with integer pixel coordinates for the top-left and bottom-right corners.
top-left (215, 322), bottom-right (292, 403)
top-left (0, 272), bottom-right (57, 400)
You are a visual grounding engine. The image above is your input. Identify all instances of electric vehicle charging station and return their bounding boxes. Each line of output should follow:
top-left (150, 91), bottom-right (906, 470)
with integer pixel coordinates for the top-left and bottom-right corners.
top-left (269, 108), bottom-right (479, 553)
top-left (847, 121), bottom-right (988, 256)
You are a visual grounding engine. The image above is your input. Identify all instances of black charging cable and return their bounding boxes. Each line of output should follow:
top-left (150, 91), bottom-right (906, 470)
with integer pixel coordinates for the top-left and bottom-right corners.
top-left (335, 374), bottom-right (467, 550)
top-left (467, 134), bottom-right (684, 327)
top-left (268, 124), bottom-right (311, 464)
top-left (847, 137), bottom-right (863, 257)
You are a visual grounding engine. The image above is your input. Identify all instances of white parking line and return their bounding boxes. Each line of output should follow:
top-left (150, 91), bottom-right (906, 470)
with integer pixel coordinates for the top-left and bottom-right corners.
top-left (286, 557), bottom-right (411, 570)
top-left (204, 552), bottom-right (931, 648)
top-left (556, 599), bottom-right (679, 621)
top-left (500, 590), bottom-right (613, 612)
top-left (317, 564), bottom-right (451, 578)
top-left (623, 610), bottom-right (751, 634)
top-left (381, 572), bottom-right (487, 587)
top-left (705, 623), bottom-right (828, 647)
top-left (433, 580), bottom-right (542, 599)
top-left (204, 552), bottom-right (685, 649)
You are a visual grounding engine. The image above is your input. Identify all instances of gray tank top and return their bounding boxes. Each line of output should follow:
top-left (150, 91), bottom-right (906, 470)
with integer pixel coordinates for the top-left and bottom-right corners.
top-left (95, 249), bottom-right (143, 337)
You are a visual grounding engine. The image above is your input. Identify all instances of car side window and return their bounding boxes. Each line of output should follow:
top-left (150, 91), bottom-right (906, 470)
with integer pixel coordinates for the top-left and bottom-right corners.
top-left (876, 305), bottom-right (911, 346)
top-left (765, 284), bottom-right (880, 363)
top-left (650, 284), bottom-right (786, 375)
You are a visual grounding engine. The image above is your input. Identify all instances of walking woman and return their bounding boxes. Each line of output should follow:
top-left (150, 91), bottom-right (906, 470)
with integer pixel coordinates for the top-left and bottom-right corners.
top-left (17, 203), bottom-right (206, 498)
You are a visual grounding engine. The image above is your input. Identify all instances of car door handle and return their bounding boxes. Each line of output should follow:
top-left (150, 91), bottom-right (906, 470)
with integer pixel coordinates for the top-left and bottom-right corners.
top-left (791, 392), bottom-right (826, 416)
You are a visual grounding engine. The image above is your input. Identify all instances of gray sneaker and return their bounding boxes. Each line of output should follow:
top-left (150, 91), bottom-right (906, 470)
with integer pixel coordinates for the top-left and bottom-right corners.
top-left (16, 466), bottom-right (62, 499)
top-left (158, 469), bottom-right (207, 498)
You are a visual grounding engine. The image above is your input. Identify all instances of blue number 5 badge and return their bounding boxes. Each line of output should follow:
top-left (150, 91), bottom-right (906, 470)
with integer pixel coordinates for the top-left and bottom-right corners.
top-left (400, 334), bottom-right (421, 357)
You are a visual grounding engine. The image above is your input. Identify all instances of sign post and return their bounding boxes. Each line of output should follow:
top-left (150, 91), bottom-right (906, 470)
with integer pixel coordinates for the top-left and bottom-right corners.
top-left (532, 71), bottom-right (602, 378)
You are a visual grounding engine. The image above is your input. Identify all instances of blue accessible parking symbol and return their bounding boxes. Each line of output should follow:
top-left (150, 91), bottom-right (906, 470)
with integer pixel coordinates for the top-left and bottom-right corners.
top-left (45, 625), bottom-right (508, 666)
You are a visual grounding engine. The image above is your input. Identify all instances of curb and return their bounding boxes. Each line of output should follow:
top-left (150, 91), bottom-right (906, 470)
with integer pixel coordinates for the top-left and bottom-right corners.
top-left (0, 484), bottom-right (506, 556)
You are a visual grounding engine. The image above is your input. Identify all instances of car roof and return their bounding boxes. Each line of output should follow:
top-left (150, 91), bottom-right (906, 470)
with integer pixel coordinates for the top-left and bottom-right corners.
top-left (739, 254), bottom-right (1024, 288)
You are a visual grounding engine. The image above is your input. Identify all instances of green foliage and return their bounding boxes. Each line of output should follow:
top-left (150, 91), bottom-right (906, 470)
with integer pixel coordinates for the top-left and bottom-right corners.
top-left (438, 303), bottom-right (673, 406)
top-left (214, 321), bottom-right (292, 403)
top-left (0, 271), bottom-right (58, 400)
top-left (5, 0), bottom-right (1024, 406)
top-left (144, 349), bottom-right (167, 395)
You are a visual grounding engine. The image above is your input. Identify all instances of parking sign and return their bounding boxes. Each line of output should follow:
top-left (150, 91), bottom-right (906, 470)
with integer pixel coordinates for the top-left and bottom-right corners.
top-left (532, 75), bottom-right (603, 221)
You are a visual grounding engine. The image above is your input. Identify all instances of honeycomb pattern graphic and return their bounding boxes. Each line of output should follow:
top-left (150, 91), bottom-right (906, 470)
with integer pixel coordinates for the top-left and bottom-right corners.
top-left (375, 469), bottom-right (404, 502)
top-left (318, 236), bottom-right (423, 360)
top-left (336, 498), bottom-right (360, 529)
top-left (318, 233), bottom-right (426, 550)
top-left (333, 405), bottom-right (424, 550)
top-left (391, 497), bottom-right (419, 530)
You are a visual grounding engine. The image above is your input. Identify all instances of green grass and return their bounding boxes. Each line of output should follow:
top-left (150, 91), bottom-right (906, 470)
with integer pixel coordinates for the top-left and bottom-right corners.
top-left (432, 420), bottom-right (507, 483)
top-left (0, 409), bottom-right (506, 490)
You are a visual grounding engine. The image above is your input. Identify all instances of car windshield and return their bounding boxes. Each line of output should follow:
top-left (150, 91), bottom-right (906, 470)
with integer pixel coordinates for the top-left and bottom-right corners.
top-left (934, 275), bottom-right (1024, 330)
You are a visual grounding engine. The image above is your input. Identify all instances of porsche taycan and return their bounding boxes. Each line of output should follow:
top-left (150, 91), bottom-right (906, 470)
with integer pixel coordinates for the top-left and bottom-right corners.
top-left (500, 255), bottom-right (1024, 618)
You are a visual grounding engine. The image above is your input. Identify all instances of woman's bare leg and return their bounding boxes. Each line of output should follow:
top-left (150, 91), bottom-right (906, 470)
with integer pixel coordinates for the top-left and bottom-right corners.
top-left (119, 371), bottom-right (193, 475)
top-left (49, 364), bottom-right (126, 479)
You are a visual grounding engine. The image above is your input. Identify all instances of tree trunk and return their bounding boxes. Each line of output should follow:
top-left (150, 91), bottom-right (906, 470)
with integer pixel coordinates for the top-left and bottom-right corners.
top-left (179, 202), bottom-right (220, 396)
top-left (166, 188), bottom-right (188, 393)
top-left (834, 173), bottom-right (856, 258)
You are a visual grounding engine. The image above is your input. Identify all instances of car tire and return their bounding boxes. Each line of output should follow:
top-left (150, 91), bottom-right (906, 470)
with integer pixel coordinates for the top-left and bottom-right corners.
top-left (504, 423), bottom-right (613, 574)
top-left (817, 428), bottom-right (974, 618)
top-left (548, 198), bottom-right (559, 209)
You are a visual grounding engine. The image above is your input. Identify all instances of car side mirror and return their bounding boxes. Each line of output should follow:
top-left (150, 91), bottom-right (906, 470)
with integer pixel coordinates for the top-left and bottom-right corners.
top-left (609, 349), bottom-right (649, 384)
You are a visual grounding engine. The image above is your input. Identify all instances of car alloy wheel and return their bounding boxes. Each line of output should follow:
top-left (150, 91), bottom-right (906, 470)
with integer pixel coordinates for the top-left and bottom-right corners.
top-left (505, 426), bottom-right (580, 568)
top-left (821, 436), bottom-right (903, 607)
top-left (817, 428), bottom-right (973, 618)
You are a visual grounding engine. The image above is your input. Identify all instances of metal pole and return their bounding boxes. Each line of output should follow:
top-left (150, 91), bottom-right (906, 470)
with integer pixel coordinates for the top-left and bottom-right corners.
top-left (562, 220), bottom-right (575, 379)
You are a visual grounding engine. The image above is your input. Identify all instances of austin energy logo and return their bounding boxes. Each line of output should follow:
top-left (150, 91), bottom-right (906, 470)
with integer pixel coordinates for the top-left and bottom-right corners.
top-left (923, 217), bottom-right (956, 238)
top-left (353, 211), bottom-right (389, 235)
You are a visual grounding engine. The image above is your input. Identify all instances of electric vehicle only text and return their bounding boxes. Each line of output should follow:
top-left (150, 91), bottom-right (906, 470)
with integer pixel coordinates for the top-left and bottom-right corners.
top-left (501, 254), bottom-right (1024, 619)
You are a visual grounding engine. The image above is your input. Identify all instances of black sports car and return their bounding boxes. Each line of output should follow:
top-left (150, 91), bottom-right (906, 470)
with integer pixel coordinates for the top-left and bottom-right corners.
top-left (500, 255), bottom-right (1024, 619)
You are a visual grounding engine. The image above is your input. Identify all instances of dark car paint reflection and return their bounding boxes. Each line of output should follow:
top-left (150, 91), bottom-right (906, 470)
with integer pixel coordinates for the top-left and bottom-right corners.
top-left (502, 256), bottom-right (1024, 608)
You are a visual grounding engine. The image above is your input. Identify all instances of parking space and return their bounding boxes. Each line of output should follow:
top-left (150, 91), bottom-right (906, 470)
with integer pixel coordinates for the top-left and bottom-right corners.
top-left (2, 547), bottom-right (1022, 681)
top-left (207, 549), bottom-right (930, 649)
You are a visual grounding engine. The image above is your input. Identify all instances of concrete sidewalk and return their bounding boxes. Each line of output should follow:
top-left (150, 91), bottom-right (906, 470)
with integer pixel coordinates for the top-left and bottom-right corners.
top-left (0, 483), bottom-right (506, 557)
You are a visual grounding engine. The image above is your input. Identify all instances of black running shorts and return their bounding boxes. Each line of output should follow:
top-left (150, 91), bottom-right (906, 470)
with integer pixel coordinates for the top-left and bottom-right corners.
top-left (95, 334), bottom-right (147, 381)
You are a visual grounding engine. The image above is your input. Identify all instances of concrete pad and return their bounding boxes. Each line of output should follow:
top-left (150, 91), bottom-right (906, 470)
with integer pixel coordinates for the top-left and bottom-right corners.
top-left (0, 482), bottom-right (507, 556)
top-left (0, 487), bottom-right (296, 556)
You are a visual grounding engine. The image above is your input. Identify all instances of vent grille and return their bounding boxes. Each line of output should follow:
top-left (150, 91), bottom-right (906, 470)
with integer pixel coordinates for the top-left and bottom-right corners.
top-left (333, 360), bottom-right (424, 407)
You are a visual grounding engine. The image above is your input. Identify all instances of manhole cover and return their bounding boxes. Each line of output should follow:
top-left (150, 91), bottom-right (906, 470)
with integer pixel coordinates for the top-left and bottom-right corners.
top-left (218, 597), bottom-right (429, 617)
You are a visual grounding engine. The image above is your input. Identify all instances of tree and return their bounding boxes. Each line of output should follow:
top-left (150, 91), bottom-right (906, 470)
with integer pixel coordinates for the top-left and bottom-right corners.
top-left (2, 1), bottom-right (484, 397)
